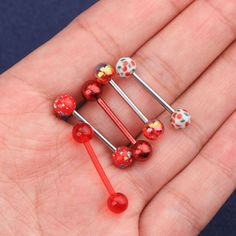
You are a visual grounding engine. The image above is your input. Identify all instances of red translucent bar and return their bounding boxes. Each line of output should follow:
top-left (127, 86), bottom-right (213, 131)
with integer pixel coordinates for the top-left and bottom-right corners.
top-left (97, 98), bottom-right (136, 145)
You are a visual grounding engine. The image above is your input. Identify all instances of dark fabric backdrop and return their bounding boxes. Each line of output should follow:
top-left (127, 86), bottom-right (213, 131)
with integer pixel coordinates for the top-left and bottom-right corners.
top-left (0, 1), bottom-right (235, 235)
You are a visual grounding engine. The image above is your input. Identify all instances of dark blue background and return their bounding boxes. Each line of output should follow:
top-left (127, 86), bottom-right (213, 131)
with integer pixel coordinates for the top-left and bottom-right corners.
top-left (0, 1), bottom-right (235, 235)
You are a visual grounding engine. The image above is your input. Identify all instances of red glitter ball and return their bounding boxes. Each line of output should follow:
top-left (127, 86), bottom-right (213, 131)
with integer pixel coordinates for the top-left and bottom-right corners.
top-left (131, 140), bottom-right (152, 161)
top-left (143, 120), bottom-right (164, 140)
top-left (107, 192), bottom-right (128, 214)
top-left (82, 80), bottom-right (103, 101)
top-left (53, 94), bottom-right (76, 118)
top-left (95, 63), bottom-right (115, 85)
top-left (72, 123), bottom-right (93, 143)
top-left (112, 146), bottom-right (133, 169)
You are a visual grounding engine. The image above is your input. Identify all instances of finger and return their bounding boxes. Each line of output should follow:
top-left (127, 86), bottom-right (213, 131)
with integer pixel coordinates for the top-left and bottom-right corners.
top-left (80, 0), bottom-right (236, 145)
top-left (140, 111), bottom-right (236, 235)
top-left (1, 0), bottom-right (193, 97)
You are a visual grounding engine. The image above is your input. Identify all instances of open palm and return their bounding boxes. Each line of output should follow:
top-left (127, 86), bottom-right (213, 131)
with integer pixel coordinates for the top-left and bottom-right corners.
top-left (0, 0), bottom-right (236, 235)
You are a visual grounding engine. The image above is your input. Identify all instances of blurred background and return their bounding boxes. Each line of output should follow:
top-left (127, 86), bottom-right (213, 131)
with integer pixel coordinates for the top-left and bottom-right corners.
top-left (0, 1), bottom-right (235, 235)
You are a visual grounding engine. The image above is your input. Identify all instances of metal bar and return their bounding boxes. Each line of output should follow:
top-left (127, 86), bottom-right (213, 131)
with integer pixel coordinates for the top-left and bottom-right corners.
top-left (109, 80), bottom-right (149, 123)
top-left (133, 72), bottom-right (175, 113)
top-left (72, 110), bottom-right (116, 152)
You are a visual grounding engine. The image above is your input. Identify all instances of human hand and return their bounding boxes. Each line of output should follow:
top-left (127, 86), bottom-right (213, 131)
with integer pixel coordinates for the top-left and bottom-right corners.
top-left (0, 0), bottom-right (236, 235)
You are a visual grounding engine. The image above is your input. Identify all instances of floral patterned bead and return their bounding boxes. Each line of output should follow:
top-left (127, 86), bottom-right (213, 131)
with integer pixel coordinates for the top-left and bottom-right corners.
top-left (116, 57), bottom-right (136, 78)
top-left (171, 108), bottom-right (191, 129)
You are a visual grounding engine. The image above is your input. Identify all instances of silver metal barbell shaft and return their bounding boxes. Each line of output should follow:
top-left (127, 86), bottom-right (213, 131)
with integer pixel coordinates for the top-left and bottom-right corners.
top-left (72, 110), bottom-right (116, 152)
top-left (109, 80), bottom-right (149, 123)
top-left (133, 72), bottom-right (175, 114)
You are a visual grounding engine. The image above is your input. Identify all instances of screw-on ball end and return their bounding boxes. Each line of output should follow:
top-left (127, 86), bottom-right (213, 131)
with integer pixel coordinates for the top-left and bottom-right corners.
top-left (116, 57), bottom-right (136, 78)
top-left (171, 108), bottom-right (191, 129)
top-left (107, 192), bottom-right (128, 213)
top-left (53, 94), bottom-right (76, 118)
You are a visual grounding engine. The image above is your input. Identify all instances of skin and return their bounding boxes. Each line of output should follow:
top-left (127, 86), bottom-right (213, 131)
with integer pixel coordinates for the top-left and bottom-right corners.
top-left (0, 0), bottom-right (236, 235)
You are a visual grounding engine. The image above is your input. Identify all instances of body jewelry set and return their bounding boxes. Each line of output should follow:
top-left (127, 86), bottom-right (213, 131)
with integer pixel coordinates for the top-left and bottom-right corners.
top-left (53, 57), bottom-right (191, 214)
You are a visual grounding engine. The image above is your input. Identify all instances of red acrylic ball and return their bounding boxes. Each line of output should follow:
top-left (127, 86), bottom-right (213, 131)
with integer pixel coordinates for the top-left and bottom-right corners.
top-left (112, 146), bottom-right (133, 169)
top-left (82, 80), bottom-right (103, 101)
top-left (53, 94), bottom-right (76, 118)
top-left (72, 123), bottom-right (93, 143)
top-left (131, 140), bottom-right (152, 161)
top-left (95, 63), bottom-right (115, 85)
top-left (107, 192), bottom-right (128, 214)
top-left (143, 120), bottom-right (164, 140)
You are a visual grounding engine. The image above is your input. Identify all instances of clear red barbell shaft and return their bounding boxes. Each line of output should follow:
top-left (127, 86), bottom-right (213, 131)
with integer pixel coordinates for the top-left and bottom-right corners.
top-left (97, 97), bottom-right (137, 145)
top-left (82, 80), bottom-right (137, 144)
top-left (72, 123), bottom-right (128, 213)
top-left (83, 141), bottom-right (115, 195)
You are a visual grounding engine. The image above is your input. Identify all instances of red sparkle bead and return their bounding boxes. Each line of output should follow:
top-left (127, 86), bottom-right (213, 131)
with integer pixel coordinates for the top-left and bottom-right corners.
top-left (131, 140), bottom-right (152, 161)
top-left (53, 94), bottom-right (76, 118)
top-left (107, 192), bottom-right (128, 214)
top-left (72, 123), bottom-right (93, 143)
top-left (143, 120), bottom-right (164, 140)
top-left (95, 63), bottom-right (115, 85)
top-left (112, 146), bottom-right (133, 169)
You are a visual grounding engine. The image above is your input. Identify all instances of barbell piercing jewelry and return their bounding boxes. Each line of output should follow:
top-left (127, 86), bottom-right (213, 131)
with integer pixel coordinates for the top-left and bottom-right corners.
top-left (115, 57), bottom-right (191, 129)
top-left (72, 122), bottom-right (128, 214)
top-left (53, 94), bottom-right (134, 168)
top-left (81, 81), bottom-right (153, 162)
top-left (94, 63), bottom-right (164, 140)
top-left (81, 80), bottom-right (136, 144)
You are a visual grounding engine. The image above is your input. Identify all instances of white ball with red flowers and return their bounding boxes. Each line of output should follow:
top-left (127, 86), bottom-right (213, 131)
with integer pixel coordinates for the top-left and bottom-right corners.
top-left (171, 109), bottom-right (191, 129)
top-left (116, 57), bottom-right (136, 78)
